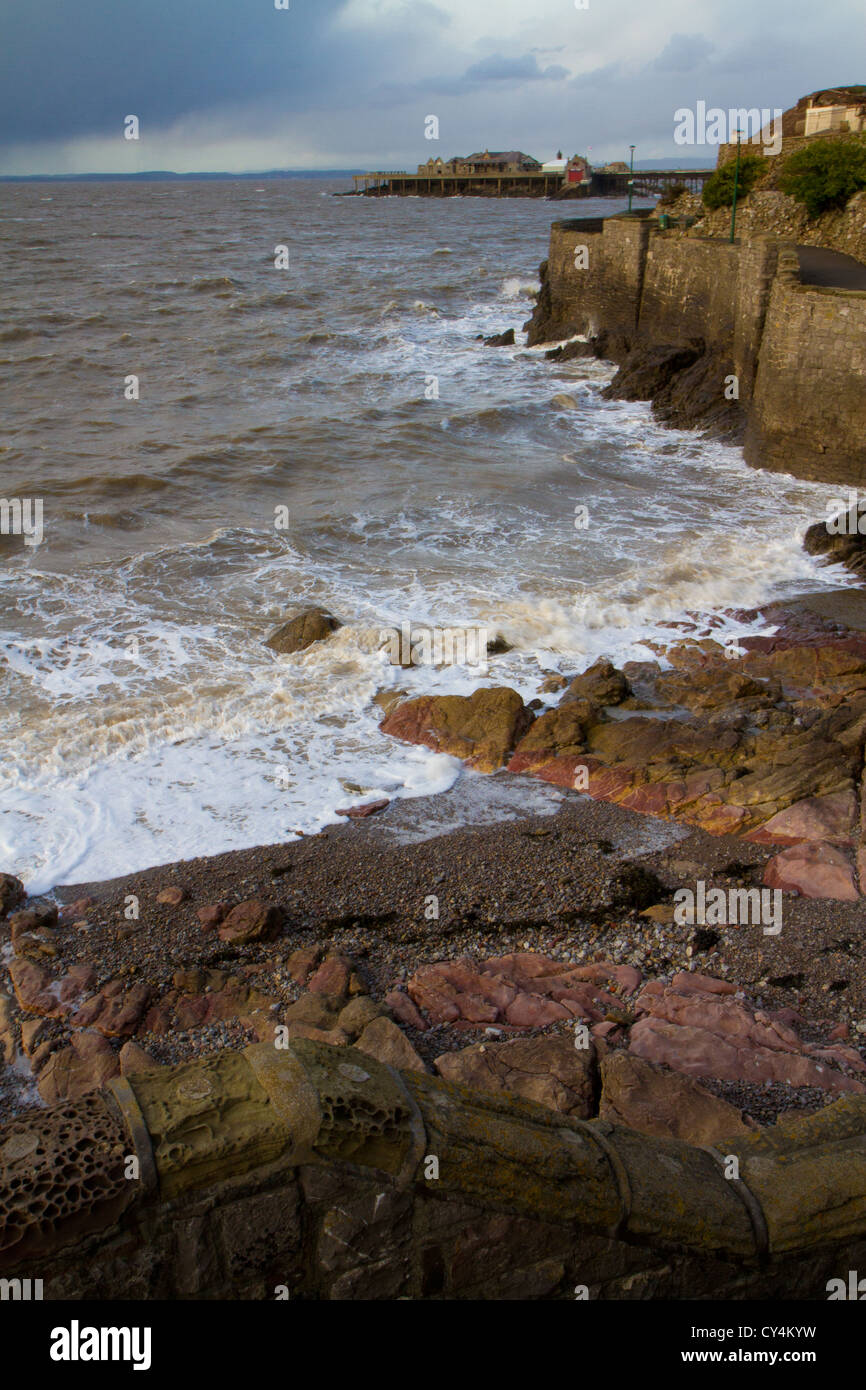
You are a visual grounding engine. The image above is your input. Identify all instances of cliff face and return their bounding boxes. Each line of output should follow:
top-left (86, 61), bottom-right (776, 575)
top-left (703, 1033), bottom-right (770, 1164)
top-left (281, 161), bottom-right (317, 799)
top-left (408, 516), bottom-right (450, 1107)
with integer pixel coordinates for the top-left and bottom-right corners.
top-left (527, 217), bottom-right (866, 485)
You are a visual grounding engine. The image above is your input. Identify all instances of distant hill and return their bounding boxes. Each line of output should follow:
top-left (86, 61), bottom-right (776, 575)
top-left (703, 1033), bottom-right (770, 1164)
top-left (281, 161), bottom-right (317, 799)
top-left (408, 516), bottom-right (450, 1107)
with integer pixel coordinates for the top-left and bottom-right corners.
top-left (0, 169), bottom-right (364, 183)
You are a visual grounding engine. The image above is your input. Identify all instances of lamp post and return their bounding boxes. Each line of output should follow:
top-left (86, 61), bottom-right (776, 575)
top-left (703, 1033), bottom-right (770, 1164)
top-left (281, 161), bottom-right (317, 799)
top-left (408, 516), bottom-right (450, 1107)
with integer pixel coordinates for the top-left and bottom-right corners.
top-left (729, 127), bottom-right (742, 243)
top-left (627, 144), bottom-right (636, 212)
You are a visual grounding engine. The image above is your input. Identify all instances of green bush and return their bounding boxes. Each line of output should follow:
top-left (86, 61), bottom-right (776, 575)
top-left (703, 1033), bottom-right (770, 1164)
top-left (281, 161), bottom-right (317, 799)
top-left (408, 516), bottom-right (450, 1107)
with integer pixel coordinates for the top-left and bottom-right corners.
top-left (778, 138), bottom-right (866, 217)
top-left (702, 154), bottom-right (766, 210)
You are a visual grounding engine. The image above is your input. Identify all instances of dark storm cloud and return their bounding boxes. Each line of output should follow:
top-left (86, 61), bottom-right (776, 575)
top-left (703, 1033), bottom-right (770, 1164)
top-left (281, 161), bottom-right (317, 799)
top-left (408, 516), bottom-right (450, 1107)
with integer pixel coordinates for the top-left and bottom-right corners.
top-left (0, 0), bottom-right (356, 143)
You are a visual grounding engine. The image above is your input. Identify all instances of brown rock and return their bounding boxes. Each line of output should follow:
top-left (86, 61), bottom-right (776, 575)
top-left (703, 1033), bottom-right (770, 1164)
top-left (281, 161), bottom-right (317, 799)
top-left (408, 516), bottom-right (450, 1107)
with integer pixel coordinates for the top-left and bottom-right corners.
top-left (560, 658), bottom-right (630, 707)
top-left (355, 1016), bottom-right (427, 1072)
top-left (380, 687), bottom-right (534, 773)
top-left (217, 898), bottom-right (284, 944)
top-left (284, 1022), bottom-right (349, 1046)
top-left (284, 993), bottom-right (341, 1030)
top-left (37, 1031), bottom-right (120, 1103)
top-left (335, 799), bottom-right (390, 818)
top-left (0, 993), bottom-right (17, 1064)
top-left (599, 1050), bottom-right (753, 1145)
top-left (0, 873), bottom-right (26, 919)
top-left (157, 885), bottom-right (188, 906)
top-left (119, 1040), bottom-right (162, 1075)
top-left (59, 896), bottom-right (95, 920)
top-left (197, 902), bottom-right (231, 929)
top-left (435, 1033), bottom-right (596, 1116)
top-left (286, 946), bottom-right (321, 985)
top-left (337, 995), bottom-right (386, 1038)
top-left (265, 606), bottom-right (341, 654)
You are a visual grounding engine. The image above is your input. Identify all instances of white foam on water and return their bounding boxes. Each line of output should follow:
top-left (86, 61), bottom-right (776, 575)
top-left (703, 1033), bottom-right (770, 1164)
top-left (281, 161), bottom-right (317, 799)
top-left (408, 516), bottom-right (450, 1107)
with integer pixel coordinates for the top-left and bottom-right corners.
top-left (0, 261), bottom-right (853, 893)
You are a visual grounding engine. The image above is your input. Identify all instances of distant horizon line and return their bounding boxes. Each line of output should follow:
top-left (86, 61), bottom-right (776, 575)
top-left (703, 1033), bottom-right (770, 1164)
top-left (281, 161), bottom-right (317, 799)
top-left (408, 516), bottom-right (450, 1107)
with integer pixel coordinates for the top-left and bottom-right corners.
top-left (0, 157), bottom-right (716, 183)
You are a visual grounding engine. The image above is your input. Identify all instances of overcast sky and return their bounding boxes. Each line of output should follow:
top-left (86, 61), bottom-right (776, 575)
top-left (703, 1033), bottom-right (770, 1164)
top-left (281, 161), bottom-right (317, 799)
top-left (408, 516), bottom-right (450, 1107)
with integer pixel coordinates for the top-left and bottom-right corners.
top-left (1, 0), bottom-right (863, 175)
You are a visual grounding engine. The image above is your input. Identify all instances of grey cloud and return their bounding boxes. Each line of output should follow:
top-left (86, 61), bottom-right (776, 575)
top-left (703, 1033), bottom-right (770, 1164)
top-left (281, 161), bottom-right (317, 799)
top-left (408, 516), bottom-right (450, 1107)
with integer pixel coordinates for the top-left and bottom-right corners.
top-left (464, 53), bottom-right (570, 82)
top-left (652, 33), bottom-right (716, 73)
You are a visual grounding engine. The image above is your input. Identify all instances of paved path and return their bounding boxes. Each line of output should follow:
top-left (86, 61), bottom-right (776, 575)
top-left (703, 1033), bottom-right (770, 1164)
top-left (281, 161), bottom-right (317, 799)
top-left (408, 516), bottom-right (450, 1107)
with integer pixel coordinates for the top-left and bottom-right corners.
top-left (796, 244), bottom-right (866, 289)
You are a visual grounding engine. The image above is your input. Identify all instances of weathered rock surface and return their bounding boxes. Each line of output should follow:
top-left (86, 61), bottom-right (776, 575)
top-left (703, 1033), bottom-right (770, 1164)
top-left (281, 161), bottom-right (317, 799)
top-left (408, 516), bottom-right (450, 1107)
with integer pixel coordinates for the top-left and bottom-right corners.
top-left (630, 976), bottom-right (865, 1094)
top-left (355, 1015), bottom-right (427, 1073)
top-left (217, 898), bottom-right (284, 945)
top-left (37, 1031), bottom-right (120, 1103)
top-left (0, 874), bottom-right (26, 919)
top-left (408, 954), bottom-right (631, 1028)
top-left (599, 1050), bottom-right (754, 1145)
top-left (380, 687), bottom-right (534, 773)
top-left (265, 607), bottom-right (341, 654)
top-left (435, 1032), bottom-right (596, 1117)
top-left (763, 842), bottom-right (859, 901)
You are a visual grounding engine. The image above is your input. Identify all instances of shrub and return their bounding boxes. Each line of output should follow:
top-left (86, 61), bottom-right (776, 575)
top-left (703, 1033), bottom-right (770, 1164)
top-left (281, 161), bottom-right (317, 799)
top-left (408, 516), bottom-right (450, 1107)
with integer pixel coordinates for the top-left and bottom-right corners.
top-left (658, 182), bottom-right (688, 207)
top-left (702, 154), bottom-right (766, 210)
top-left (778, 137), bottom-right (866, 217)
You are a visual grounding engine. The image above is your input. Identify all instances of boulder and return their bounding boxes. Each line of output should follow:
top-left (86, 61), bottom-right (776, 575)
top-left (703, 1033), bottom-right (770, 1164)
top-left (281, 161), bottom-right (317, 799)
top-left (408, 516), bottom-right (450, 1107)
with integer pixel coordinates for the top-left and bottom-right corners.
top-left (803, 509), bottom-right (866, 580)
top-left (0, 873), bottom-right (26, 919)
top-left (355, 1016), bottom-right (427, 1072)
top-left (380, 687), bottom-right (534, 773)
top-left (434, 1033), bottom-right (596, 1117)
top-left (265, 606), bottom-right (341, 655)
top-left (483, 328), bottom-right (515, 347)
top-left (763, 842), bottom-right (859, 901)
top-left (560, 658), bottom-right (630, 707)
top-left (746, 790), bottom-right (858, 846)
top-left (156, 886), bottom-right (188, 906)
top-left (217, 898), bottom-right (284, 944)
top-left (599, 1051), bottom-right (754, 1144)
top-left (37, 1031), bottom-right (120, 1103)
top-left (119, 1040), bottom-right (162, 1075)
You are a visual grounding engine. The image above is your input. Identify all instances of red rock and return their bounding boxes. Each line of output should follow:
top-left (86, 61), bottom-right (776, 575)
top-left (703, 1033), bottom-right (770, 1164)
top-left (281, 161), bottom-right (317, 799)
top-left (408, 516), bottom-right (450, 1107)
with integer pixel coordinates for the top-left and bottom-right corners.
top-left (308, 954), bottom-right (353, 999)
top-left (157, 886), bottom-right (188, 906)
top-left (669, 971), bottom-right (737, 996)
top-left (638, 987), bottom-right (802, 1053)
top-left (745, 790), bottom-right (858, 846)
top-left (286, 946), bottom-right (321, 986)
top-left (504, 993), bottom-right (570, 1027)
top-left (60, 896), bottom-right (95, 920)
top-left (629, 1017), bottom-right (864, 1092)
top-left (197, 903), bottom-right (229, 930)
top-left (763, 842), bottom-right (859, 901)
top-left (71, 982), bottom-right (150, 1038)
top-left (217, 898), bottom-right (284, 944)
top-left (335, 799), bottom-right (390, 818)
top-left (807, 1043), bottom-right (866, 1073)
top-left (829, 1022), bottom-right (850, 1041)
top-left (384, 989), bottom-right (427, 1031)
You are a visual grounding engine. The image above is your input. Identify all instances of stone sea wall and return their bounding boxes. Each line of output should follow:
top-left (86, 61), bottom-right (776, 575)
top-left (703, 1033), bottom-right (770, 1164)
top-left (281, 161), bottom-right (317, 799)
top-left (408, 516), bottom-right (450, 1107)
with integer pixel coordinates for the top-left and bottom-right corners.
top-left (528, 217), bottom-right (866, 485)
top-left (2, 1038), bottom-right (866, 1300)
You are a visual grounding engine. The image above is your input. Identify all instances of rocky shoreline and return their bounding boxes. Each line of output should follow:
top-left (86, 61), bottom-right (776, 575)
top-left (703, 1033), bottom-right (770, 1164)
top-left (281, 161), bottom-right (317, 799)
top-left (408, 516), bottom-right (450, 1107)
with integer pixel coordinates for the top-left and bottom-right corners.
top-left (3, 575), bottom-right (866, 1150)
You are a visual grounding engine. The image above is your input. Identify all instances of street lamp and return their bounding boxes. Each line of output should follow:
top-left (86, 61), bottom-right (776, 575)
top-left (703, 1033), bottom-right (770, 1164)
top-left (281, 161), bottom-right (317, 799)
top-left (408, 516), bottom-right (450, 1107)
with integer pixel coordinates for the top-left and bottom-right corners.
top-left (729, 127), bottom-right (742, 243)
top-left (627, 144), bottom-right (636, 212)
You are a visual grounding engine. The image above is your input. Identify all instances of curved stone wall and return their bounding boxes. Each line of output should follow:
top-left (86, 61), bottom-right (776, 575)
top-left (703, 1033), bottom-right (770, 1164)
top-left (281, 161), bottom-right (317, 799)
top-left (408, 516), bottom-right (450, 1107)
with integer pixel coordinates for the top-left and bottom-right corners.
top-left (2, 1039), bottom-right (866, 1299)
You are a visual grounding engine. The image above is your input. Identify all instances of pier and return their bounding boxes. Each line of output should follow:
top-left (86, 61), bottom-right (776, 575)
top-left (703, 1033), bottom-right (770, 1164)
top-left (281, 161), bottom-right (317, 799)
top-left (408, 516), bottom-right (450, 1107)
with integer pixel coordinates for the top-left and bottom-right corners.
top-left (351, 167), bottom-right (716, 198)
